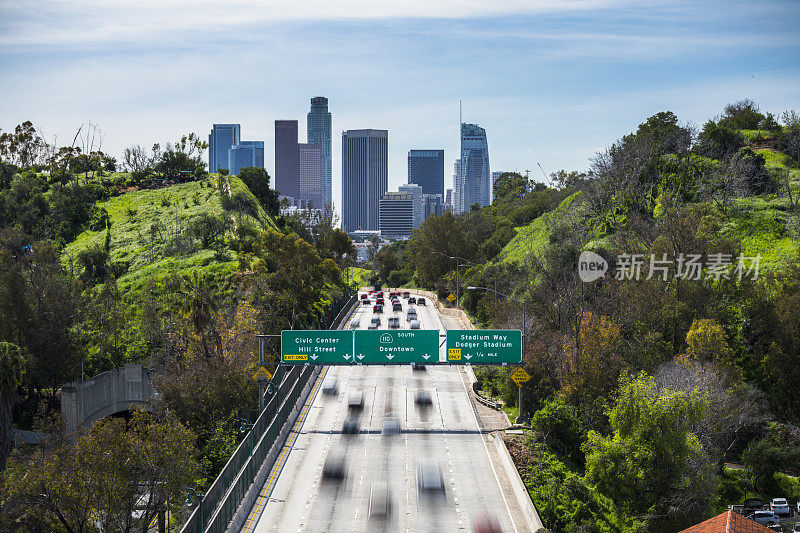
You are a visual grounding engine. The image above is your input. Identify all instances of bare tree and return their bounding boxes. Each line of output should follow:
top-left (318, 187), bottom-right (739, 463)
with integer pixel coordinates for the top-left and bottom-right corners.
top-left (654, 360), bottom-right (767, 472)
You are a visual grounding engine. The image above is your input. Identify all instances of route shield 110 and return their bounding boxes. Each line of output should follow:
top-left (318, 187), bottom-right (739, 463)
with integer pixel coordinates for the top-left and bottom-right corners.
top-left (445, 330), bottom-right (522, 364)
top-left (354, 329), bottom-right (440, 364)
top-left (281, 330), bottom-right (354, 364)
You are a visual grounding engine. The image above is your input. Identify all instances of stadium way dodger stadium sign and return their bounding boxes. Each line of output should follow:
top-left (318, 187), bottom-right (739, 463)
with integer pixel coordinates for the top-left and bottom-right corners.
top-left (445, 330), bottom-right (522, 364)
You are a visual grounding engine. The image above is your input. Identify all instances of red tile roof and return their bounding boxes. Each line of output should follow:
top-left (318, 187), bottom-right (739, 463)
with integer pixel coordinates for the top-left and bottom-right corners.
top-left (680, 509), bottom-right (773, 533)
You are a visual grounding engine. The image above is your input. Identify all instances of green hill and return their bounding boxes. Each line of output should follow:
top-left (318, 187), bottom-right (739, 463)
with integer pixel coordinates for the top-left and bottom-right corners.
top-left (495, 191), bottom-right (582, 265)
top-left (62, 175), bottom-right (273, 294)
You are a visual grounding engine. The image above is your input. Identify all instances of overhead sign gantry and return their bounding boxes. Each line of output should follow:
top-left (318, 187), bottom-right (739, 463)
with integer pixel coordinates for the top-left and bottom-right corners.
top-left (280, 329), bottom-right (521, 365)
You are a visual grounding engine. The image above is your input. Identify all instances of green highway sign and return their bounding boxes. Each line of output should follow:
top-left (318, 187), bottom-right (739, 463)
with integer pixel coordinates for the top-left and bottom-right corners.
top-left (281, 330), bottom-right (354, 364)
top-left (354, 329), bottom-right (440, 364)
top-left (446, 330), bottom-right (522, 364)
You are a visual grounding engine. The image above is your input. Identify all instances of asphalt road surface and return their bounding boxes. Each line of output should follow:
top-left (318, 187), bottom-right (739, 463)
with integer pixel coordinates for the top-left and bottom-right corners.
top-left (242, 292), bottom-right (533, 533)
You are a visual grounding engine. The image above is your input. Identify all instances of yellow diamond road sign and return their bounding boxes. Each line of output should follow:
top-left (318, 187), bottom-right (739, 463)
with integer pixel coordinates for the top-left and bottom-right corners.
top-left (511, 368), bottom-right (530, 385)
top-left (447, 293), bottom-right (457, 303)
top-left (253, 366), bottom-right (272, 381)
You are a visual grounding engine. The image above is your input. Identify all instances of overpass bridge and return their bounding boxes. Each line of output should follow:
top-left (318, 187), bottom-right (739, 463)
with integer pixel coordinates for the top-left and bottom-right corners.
top-left (61, 364), bottom-right (156, 434)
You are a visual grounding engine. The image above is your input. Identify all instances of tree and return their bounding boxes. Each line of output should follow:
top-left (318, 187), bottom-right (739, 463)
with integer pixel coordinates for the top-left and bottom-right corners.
top-left (696, 121), bottom-right (744, 160)
top-left (249, 229), bottom-right (340, 329)
top-left (492, 172), bottom-right (528, 203)
top-left (3, 410), bottom-right (199, 533)
top-left (0, 342), bottom-right (24, 472)
top-left (236, 167), bottom-right (280, 217)
top-left (654, 360), bottom-right (766, 473)
top-left (718, 99), bottom-right (766, 131)
top-left (635, 111), bottom-right (692, 156)
top-left (177, 271), bottom-right (217, 358)
top-left (122, 144), bottom-right (151, 182)
top-left (583, 373), bottom-right (714, 530)
top-left (407, 210), bottom-right (478, 288)
top-left (189, 213), bottom-right (228, 249)
top-left (559, 312), bottom-right (626, 423)
top-left (530, 398), bottom-right (583, 463)
top-left (684, 318), bottom-right (734, 365)
top-left (0, 121), bottom-right (48, 168)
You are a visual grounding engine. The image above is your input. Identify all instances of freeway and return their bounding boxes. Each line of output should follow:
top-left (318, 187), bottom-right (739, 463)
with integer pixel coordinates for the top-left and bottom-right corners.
top-left (242, 292), bottom-right (533, 533)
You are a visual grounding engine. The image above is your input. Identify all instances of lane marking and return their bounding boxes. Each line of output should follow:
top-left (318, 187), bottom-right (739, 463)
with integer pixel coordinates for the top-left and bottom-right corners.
top-left (457, 360), bottom-right (520, 533)
top-left (242, 366), bottom-right (328, 533)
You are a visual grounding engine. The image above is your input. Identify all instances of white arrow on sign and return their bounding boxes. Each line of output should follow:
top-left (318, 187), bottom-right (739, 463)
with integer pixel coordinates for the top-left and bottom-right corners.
top-left (343, 355), bottom-right (351, 360)
top-left (464, 354), bottom-right (472, 360)
top-left (422, 355), bottom-right (430, 360)
top-left (310, 355), bottom-right (318, 360)
top-left (386, 355), bottom-right (394, 360)
top-left (357, 355), bottom-right (364, 360)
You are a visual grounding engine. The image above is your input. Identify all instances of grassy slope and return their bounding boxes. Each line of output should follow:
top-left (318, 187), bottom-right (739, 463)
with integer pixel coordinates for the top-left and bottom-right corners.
top-left (62, 176), bottom-right (272, 293)
top-left (495, 148), bottom-right (799, 270)
top-left (496, 192), bottom-right (581, 265)
top-left (725, 148), bottom-right (799, 268)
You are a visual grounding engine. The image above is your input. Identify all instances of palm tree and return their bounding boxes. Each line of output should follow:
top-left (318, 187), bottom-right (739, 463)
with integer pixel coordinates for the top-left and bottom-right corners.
top-left (0, 342), bottom-right (25, 471)
top-left (178, 272), bottom-right (217, 357)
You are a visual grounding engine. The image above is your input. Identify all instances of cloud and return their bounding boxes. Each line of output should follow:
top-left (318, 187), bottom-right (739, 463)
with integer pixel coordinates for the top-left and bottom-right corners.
top-left (0, 0), bottom-right (621, 46)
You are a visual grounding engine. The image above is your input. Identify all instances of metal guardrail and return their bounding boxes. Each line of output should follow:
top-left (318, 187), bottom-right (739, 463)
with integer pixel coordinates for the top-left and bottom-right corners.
top-left (179, 293), bottom-right (357, 533)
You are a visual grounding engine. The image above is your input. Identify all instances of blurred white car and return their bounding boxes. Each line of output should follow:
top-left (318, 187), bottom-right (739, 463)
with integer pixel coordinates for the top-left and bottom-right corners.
top-left (349, 318), bottom-right (360, 329)
top-left (771, 498), bottom-right (790, 516)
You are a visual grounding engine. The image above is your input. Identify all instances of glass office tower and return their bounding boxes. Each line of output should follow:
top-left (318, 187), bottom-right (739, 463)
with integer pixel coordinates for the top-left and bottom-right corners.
top-left (459, 123), bottom-right (490, 212)
top-left (275, 120), bottom-right (300, 201)
top-left (307, 97), bottom-right (332, 208)
top-left (208, 124), bottom-right (241, 173)
top-left (407, 149), bottom-right (444, 198)
top-left (342, 129), bottom-right (388, 232)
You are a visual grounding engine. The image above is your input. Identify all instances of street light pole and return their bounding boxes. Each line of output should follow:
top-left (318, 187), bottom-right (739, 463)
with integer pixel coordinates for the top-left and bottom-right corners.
top-left (467, 286), bottom-right (527, 424)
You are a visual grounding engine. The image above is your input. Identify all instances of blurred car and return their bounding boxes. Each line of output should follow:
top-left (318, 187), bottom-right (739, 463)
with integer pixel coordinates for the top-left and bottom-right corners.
top-left (407, 309), bottom-right (417, 320)
top-left (349, 318), bottom-right (360, 329)
top-left (342, 417), bottom-right (360, 435)
top-left (417, 459), bottom-right (445, 495)
top-left (374, 304), bottom-right (383, 313)
top-left (415, 390), bottom-right (432, 405)
top-left (368, 483), bottom-right (391, 520)
top-left (348, 389), bottom-right (364, 410)
top-left (402, 291), bottom-right (410, 298)
top-left (410, 319), bottom-right (420, 329)
top-left (322, 452), bottom-right (346, 480)
top-left (750, 511), bottom-right (779, 526)
top-left (322, 377), bottom-right (337, 395)
top-left (388, 317), bottom-right (400, 328)
top-left (381, 416), bottom-right (400, 435)
top-left (412, 362), bottom-right (426, 371)
top-left (473, 514), bottom-right (502, 533)
top-left (772, 498), bottom-right (790, 516)
top-left (417, 297), bottom-right (426, 305)
top-left (408, 296), bottom-right (416, 304)
top-left (362, 298), bottom-right (371, 306)
top-left (392, 301), bottom-right (402, 312)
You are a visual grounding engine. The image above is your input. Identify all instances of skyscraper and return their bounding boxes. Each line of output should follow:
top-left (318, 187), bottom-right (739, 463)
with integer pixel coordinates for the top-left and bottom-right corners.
top-left (275, 120), bottom-right (300, 201)
top-left (452, 159), bottom-right (462, 215)
top-left (459, 123), bottom-right (490, 212)
top-left (227, 144), bottom-right (255, 175)
top-left (423, 193), bottom-right (444, 220)
top-left (379, 192), bottom-right (413, 238)
top-left (241, 140), bottom-right (265, 169)
top-left (208, 124), bottom-right (240, 173)
top-left (307, 97), bottom-right (332, 208)
top-left (399, 183), bottom-right (423, 229)
top-left (407, 150), bottom-right (444, 197)
top-left (342, 129), bottom-right (388, 232)
top-left (299, 143), bottom-right (322, 208)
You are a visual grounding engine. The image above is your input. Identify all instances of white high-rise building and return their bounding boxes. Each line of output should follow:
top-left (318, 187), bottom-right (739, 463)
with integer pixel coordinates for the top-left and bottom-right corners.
top-left (398, 183), bottom-right (423, 229)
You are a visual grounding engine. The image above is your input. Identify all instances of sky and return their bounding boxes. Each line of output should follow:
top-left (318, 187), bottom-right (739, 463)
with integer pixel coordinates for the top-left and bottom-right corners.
top-left (1, 0), bottom-right (799, 215)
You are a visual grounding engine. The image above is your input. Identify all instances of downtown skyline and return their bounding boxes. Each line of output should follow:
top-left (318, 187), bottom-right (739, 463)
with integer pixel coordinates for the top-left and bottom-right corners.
top-left (1, 0), bottom-right (798, 218)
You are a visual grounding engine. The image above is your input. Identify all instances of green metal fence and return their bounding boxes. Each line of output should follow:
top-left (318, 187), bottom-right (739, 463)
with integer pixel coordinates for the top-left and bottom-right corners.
top-left (179, 293), bottom-right (357, 533)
